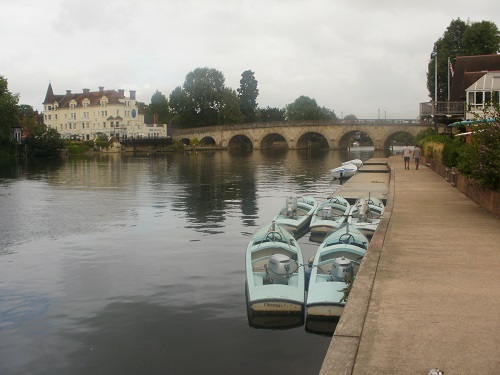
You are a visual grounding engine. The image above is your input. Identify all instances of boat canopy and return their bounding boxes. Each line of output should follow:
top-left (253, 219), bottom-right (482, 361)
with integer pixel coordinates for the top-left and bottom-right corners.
top-left (448, 117), bottom-right (498, 127)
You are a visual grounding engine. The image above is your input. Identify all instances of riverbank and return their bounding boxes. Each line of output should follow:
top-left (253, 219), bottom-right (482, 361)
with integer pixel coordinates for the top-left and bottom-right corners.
top-left (320, 155), bottom-right (500, 374)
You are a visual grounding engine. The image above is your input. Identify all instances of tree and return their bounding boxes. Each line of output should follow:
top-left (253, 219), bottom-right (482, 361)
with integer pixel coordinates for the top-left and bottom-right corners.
top-left (343, 114), bottom-right (358, 121)
top-left (24, 126), bottom-right (65, 158)
top-left (237, 70), bottom-right (259, 123)
top-left (0, 75), bottom-right (19, 142)
top-left (147, 90), bottom-right (170, 124)
top-left (256, 106), bottom-right (286, 122)
top-left (169, 67), bottom-right (226, 127)
top-left (218, 88), bottom-right (244, 124)
top-left (427, 19), bottom-right (500, 101)
top-left (286, 96), bottom-right (337, 121)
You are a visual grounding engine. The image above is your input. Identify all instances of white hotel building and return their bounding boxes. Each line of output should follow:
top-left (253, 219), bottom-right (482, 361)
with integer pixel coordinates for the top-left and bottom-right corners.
top-left (42, 84), bottom-right (167, 140)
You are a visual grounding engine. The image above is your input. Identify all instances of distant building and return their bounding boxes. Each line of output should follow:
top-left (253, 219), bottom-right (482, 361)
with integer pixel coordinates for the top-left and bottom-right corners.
top-left (42, 84), bottom-right (167, 141)
top-left (420, 54), bottom-right (500, 124)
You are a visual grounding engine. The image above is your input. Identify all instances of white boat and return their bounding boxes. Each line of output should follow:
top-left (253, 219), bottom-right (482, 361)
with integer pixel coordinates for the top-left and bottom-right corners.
top-left (273, 196), bottom-right (318, 236)
top-left (331, 163), bottom-right (357, 179)
top-left (347, 196), bottom-right (385, 238)
top-left (245, 221), bottom-right (305, 315)
top-left (342, 159), bottom-right (363, 168)
top-left (305, 224), bottom-right (368, 318)
top-left (309, 196), bottom-right (351, 236)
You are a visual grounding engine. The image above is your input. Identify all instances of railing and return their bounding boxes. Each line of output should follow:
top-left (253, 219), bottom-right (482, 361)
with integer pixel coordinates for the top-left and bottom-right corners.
top-left (420, 101), bottom-right (465, 117)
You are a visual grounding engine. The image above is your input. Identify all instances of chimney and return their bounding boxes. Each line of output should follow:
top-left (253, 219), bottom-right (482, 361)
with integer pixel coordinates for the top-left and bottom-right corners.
top-left (129, 90), bottom-right (136, 100)
top-left (118, 89), bottom-right (125, 98)
top-left (99, 86), bottom-right (104, 93)
top-left (154, 113), bottom-right (158, 124)
top-left (83, 88), bottom-right (90, 95)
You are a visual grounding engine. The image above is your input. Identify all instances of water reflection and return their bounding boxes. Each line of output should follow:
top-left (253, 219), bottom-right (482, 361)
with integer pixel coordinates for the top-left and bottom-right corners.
top-left (0, 149), bottom-right (389, 375)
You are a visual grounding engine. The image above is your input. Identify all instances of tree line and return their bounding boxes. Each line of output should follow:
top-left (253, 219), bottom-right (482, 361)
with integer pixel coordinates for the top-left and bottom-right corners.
top-left (142, 68), bottom-right (338, 128)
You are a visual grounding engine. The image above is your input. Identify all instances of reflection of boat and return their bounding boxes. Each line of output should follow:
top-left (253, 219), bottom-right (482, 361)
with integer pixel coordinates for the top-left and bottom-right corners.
top-left (305, 316), bottom-right (339, 336)
top-left (347, 196), bottom-right (385, 238)
top-left (248, 313), bottom-right (304, 329)
top-left (305, 225), bottom-right (368, 318)
top-left (273, 196), bottom-right (318, 236)
top-left (245, 221), bottom-right (305, 315)
top-left (342, 158), bottom-right (363, 168)
top-left (331, 163), bottom-right (357, 179)
top-left (309, 196), bottom-right (351, 236)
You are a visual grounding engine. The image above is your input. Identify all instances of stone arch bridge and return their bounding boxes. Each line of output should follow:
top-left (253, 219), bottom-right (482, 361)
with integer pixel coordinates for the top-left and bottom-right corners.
top-left (170, 120), bottom-right (431, 150)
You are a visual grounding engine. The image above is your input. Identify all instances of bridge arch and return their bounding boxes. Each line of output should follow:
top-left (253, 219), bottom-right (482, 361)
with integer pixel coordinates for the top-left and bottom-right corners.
top-left (200, 136), bottom-right (216, 146)
top-left (296, 131), bottom-right (329, 149)
top-left (260, 132), bottom-right (288, 149)
top-left (228, 134), bottom-right (253, 150)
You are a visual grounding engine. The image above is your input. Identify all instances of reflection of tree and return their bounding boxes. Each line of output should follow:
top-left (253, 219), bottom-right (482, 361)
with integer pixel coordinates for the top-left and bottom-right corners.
top-left (171, 152), bottom-right (258, 230)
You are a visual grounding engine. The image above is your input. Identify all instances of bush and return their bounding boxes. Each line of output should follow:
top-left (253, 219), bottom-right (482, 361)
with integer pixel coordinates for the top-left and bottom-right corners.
top-left (442, 139), bottom-right (466, 167)
top-left (456, 122), bottom-right (500, 190)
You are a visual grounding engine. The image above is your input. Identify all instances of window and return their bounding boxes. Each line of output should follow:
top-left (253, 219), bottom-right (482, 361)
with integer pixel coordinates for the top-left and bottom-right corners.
top-left (485, 92), bottom-right (491, 104)
top-left (475, 92), bottom-right (483, 104)
top-left (493, 91), bottom-right (500, 104)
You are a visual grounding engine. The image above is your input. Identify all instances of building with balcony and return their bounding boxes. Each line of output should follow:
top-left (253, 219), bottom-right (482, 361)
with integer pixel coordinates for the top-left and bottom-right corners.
top-left (420, 54), bottom-right (500, 125)
top-left (42, 84), bottom-right (167, 141)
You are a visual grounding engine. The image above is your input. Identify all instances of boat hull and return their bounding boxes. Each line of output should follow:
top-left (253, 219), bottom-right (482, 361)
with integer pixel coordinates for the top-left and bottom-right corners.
top-left (306, 303), bottom-right (344, 318)
top-left (248, 299), bottom-right (304, 314)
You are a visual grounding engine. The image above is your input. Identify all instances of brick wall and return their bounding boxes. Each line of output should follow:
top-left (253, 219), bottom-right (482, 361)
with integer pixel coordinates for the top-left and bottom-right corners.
top-left (424, 157), bottom-right (499, 218)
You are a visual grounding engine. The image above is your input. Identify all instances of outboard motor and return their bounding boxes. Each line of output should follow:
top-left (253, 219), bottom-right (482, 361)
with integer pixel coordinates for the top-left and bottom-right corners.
top-left (286, 196), bottom-right (297, 218)
top-left (357, 199), bottom-right (371, 223)
top-left (267, 254), bottom-right (293, 284)
top-left (322, 206), bottom-right (333, 219)
top-left (330, 257), bottom-right (353, 282)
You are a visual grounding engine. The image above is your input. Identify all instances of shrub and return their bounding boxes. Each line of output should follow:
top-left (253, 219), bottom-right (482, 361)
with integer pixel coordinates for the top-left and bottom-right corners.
top-left (442, 139), bottom-right (466, 167)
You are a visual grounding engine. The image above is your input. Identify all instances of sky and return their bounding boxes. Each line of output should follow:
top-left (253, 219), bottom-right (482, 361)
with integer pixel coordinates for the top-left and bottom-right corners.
top-left (1, 0), bottom-right (499, 120)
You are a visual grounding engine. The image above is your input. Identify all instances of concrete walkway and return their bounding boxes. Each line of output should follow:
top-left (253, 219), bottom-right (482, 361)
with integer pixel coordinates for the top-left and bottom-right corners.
top-left (320, 155), bottom-right (500, 375)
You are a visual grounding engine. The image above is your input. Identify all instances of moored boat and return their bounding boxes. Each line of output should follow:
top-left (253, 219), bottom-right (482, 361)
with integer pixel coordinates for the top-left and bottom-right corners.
top-left (342, 159), bottom-right (363, 168)
top-left (245, 221), bottom-right (305, 316)
top-left (347, 195), bottom-right (385, 238)
top-left (309, 196), bottom-right (351, 236)
top-left (273, 195), bottom-right (318, 236)
top-left (305, 225), bottom-right (368, 318)
top-left (331, 163), bottom-right (357, 179)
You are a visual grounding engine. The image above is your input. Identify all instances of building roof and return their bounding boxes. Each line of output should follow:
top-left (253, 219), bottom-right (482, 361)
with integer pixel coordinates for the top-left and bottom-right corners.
top-left (42, 85), bottom-right (127, 107)
top-left (465, 71), bottom-right (500, 91)
top-left (450, 54), bottom-right (500, 101)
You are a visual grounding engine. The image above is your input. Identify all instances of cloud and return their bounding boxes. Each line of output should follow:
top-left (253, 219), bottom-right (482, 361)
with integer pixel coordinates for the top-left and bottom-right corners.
top-left (1, 0), bottom-right (499, 118)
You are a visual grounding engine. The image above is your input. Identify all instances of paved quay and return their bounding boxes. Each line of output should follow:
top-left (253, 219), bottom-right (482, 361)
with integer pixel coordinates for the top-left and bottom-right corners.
top-left (320, 155), bottom-right (500, 375)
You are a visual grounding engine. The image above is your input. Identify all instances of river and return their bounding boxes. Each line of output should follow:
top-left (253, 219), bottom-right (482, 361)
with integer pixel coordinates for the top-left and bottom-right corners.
top-left (0, 147), bottom-right (392, 375)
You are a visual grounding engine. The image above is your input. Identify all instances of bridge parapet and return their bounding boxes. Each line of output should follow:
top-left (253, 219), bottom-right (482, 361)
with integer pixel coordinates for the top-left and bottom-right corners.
top-left (171, 120), bottom-right (431, 150)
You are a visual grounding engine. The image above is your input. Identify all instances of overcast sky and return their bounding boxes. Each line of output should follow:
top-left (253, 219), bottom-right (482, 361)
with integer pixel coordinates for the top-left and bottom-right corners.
top-left (1, 0), bottom-right (499, 119)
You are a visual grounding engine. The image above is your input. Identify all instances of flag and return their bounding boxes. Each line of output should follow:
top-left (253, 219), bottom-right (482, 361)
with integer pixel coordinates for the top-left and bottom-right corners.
top-left (449, 61), bottom-right (454, 77)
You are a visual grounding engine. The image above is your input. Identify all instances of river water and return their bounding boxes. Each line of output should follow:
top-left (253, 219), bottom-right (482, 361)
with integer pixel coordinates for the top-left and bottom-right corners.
top-left (0, 147), bottom-right (391, 375)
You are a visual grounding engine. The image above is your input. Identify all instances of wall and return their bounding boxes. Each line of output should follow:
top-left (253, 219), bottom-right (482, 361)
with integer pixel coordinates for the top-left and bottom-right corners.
top-left (424, 157), bottom-right (499, 218)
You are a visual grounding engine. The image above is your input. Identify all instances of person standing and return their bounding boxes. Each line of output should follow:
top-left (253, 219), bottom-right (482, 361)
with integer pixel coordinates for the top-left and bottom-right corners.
top-left (413, 145), bottom-right (422, 170)
top-left (402, 143), bottom-right (411, 170)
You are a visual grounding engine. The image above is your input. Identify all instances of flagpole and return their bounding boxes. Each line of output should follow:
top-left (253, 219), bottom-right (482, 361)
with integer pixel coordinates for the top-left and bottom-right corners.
top-left (447, 57), bottom-right (450, 103)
